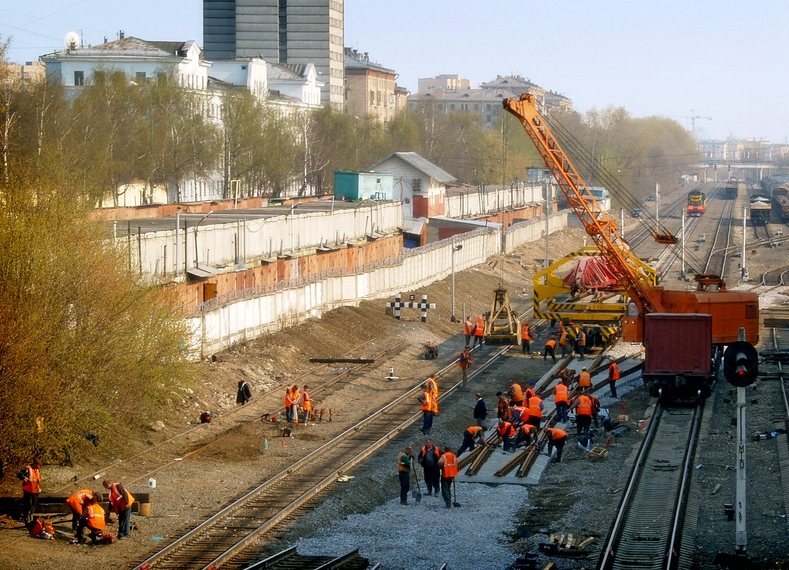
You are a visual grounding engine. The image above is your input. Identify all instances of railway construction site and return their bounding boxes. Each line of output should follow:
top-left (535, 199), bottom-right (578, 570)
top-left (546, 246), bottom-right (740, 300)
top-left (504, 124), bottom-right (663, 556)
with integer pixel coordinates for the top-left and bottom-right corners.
top-left (3, 182), bottom-right (789, 569)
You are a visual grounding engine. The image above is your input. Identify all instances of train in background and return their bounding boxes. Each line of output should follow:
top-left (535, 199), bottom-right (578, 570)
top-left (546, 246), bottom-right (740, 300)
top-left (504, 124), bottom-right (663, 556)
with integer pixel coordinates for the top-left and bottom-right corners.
top-left (686, 190), bottom-right (706, 217)
top-left (723, 179), bottom-right (738, 199)
top-left (772, 184), bottom-right (789, 222)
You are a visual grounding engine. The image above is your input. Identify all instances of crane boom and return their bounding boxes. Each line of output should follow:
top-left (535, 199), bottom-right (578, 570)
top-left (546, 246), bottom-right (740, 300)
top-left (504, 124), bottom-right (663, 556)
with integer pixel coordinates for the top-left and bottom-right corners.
top-left (503, 93), bottom-right (659, 314)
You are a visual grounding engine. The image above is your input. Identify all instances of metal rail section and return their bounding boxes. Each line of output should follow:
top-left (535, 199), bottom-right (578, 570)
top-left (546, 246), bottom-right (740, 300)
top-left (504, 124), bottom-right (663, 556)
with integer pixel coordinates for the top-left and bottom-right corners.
top-left (703, 200), bottom-right (735, 279)
top-left (598, 403), bottom-right (704, 570)
top-left (242, 546), bottom-right (367, 570)
top-left (136, 343), bottom-right (510, 569)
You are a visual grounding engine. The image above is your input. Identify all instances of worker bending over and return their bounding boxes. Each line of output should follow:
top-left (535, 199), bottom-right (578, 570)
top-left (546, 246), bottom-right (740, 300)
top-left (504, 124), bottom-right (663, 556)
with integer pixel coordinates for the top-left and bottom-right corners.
top-left (457, 425), bottom-right (486, 456)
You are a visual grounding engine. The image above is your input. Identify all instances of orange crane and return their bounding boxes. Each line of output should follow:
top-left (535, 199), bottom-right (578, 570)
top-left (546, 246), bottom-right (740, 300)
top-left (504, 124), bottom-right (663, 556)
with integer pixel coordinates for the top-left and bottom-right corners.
top-left (503, 93), bottom-right (758, 345)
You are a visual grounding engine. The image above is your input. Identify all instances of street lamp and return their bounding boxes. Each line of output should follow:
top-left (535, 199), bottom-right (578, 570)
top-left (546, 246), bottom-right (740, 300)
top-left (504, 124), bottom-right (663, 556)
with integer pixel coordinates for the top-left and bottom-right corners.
top-left (451, 237), bottom-right (463, 322)
top-left (193, 210), bottom-right (214, 268)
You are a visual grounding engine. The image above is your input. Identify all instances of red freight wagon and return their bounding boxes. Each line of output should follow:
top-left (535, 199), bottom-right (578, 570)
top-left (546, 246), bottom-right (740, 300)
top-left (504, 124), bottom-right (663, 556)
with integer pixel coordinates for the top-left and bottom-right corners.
top-left (643, 313), bottom-right (714, 400)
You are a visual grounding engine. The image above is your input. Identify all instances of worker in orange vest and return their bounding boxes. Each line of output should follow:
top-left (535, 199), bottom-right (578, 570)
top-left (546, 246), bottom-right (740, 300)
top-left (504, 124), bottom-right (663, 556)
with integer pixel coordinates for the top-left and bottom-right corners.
top-left (572, 393), bottom-right (594, 451)
top-left (577, 368), bottom-right (592, 392)
top-left (546, 427), bottom-right (569, 462)
top-left (458, 347), bottom-right (471, 384)
top-left (543, 337), bottom-right (557, 363)
top-left (496, 392), bottom-right (511, 422)
top-left (608, 359), bottom-right (621, 398)
top-left (463, 316), bottom-right (474, 347)
top-left (20, 459), bottom-right (42, 525)
top-left (515, 423), bottom-right (537, 448)
top-left (524, 383), bottom-right (536, 407)
top-left (576, 328), bottom-right (587, 359)
top-left (510, 403), bottom-right (527, 424)
top-left (66, 488), bottom-right (94, 533)
top-left (525, 394), bottom-right (543, 429)
top-left (457, 425), bottom-right (486, 456)
top-left (419, 382), bottom-right (438, 435)
top-left (554, 379), bottom-right (570, 422)
top-left (497, 419), bottom-right (516, 452)
top-left (284, 385), bottom-right (299, 422)
top-left (300, 385), bottom-right (314, 424)
top-left (103, 479), bottom-right (134, 539)
top-left (473, 314), bottom-right (485, 347)
top-left (438, 447), bottom-right (459, 508)
top-left (509, 382), bottom-right (524, 406)
top-left (76, 495), bottom-right (106, 544)
top-left (520, 322), bottom-right (533, 356)
top-left (558, 328), bottom-right (571, 357)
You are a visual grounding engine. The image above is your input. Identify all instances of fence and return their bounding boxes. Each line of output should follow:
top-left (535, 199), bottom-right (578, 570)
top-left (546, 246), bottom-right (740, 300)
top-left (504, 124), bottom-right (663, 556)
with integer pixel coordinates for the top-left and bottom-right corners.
top-left (188, 212), bottom-right (569, 357)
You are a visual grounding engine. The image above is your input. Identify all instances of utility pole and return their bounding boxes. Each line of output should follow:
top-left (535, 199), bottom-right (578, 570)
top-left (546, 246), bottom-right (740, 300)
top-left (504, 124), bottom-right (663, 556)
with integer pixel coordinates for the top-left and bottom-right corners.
top-left (681, 210), bottom-right (686, 280)
top-left (620, 208), bottom-right (625, 239)
top-left (655, 183), bottom-right (660, 226)
top-left (741, 207), bottom-right (748, 282)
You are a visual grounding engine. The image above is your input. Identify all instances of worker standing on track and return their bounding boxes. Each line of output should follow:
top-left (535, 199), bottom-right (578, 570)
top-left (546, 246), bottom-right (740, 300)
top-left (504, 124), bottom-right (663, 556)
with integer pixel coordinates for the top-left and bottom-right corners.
top-left (438, 447), bottom-right (459, 509)
top-left (419, 383), bottom-right (438, 435)
top-left (66, 488), bottom-right (94, 534)
top-left (525, 393), bottom-right (543, 429)
top-left (554, 379), bottom-right (570, 422)
top-left (463, 316), bottom-right (474, 348)
top-left (573, 393), bottom-right (593, 451)
top-left (608, 359), bottom-right (621, 398)
top-left (103, 479), bottom-right (134, 540)
top-left (396, 446), bottom-right (412, 505)
top-left (418, 440), bottom-right (441, 497)
top-left (458, 347), bottom-right (471, 384)
top-left (473, 314), bottom-right (485, 347)
top-left (578, 368), bottom-right (592, 393)
top-left (520, 322), bottom-right (532, 356)
top-left (589, 393), bottom-right (602, 428)
top-left (496, 392), bottom-right (511, 422)
top-left (19, 459), bottom-right (42, 525)
top-left (300, 385), bottom-right (313, 424)
top-left (576, 328), bottom-right (587, 360)
top-left (497, 418), bottom-right (516, 452)
top-left (546, 427), bottom-right (569, 462)
top-left (284, 385), bottom-right (298, 423)
top-left (457, 425), bottom-right (486, 456)
top-left (559, 328), bottom-right (571, 358)
top-left (473, 393), bottom-right (487, 427)
top-left (543, 337), bottom-right (557, 363)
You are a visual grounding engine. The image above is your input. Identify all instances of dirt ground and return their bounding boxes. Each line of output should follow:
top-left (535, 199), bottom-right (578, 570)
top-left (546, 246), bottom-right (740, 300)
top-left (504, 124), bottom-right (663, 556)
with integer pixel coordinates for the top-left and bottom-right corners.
top-left (2, 204), bottom-right (788, 569)
top-left (0, 225), bottom-right (593, 569)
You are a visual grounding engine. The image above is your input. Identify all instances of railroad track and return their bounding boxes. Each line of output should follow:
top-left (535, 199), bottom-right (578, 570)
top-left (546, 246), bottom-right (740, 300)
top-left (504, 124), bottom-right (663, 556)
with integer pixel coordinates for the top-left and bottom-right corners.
top-left (702, 199), bottom-right (735, 280)
top-left (244, 545), bottom-right (375, 570)
top-left (598, 402), bottom-right (704, 569)
top-left (135, 342), bottom-right (510, 569)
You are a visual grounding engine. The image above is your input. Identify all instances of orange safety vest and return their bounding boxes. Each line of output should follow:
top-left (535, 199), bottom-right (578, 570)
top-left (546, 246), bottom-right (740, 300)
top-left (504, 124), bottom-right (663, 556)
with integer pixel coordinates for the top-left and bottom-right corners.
top-left (108, 483), bottom-right (135, 512)
top-left (497, 421), bottom-right (515, 438)
top-left (21, 466), bottom-right (41, 494)
top-left (66, 489), bottom-right (93, 514)
top-left (441, 452), bottom-right (459, 478)
top-left (519, 424), bottom-right (536, 437)
top-left (576, 395), bottom-right (592, 416)
top-left (284, 388), bottom-right (294, 407)
top-left (475, 316), bottom-right (485, 336)
top-left (85, 503), bottom-right (106, 532)
top-left (511, 404), bottom-right (526, 421)
top-left (528, 395), bottom-right (543, 419)
top-left (510, 383), bottom-right (524, 404)
top-left (464, 320), bottom-right (474, 335)
top-left (559, 330), bottom-right (570, 346)
top-left (547, 427), bottom-right (568, 441)
top-left (578, 371), bottom-right (592, 388)
top-left (421, 391), bottom-right (438, 414)
top-left (609, 362), bottom-right (621, 381)
top-left (521, 325), bottom-right (531, 341)
top-left (545, 339), bottom-right (557, 349)
top-left (301, 390), bottom-right (313, 411)
top-left (466, 425), bottom-right (484, 438)
top-left (554, 383), bottom-right (569, 405)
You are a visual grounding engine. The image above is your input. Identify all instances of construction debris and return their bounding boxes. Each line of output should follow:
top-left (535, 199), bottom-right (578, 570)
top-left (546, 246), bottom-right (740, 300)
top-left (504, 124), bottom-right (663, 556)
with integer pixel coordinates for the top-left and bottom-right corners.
top-left (539, 533), bottom-right (597, 556)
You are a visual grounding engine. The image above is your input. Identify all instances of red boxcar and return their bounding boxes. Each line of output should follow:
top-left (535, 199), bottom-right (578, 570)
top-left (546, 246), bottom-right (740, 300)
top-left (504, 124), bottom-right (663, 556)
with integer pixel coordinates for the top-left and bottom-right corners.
top-left (643, 313), bottom-right (714, 400)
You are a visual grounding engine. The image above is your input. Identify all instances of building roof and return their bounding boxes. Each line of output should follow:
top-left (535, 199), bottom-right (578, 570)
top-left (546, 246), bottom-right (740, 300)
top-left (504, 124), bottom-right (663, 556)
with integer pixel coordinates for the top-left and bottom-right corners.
top-left (267, 62), bottom-right (310, 81)
top-left (344, 49), bottom-right (395, 75)
top-left (371, 152), bottom-right (456, 184)
top-left (42, 36), bottom-right (193, 60)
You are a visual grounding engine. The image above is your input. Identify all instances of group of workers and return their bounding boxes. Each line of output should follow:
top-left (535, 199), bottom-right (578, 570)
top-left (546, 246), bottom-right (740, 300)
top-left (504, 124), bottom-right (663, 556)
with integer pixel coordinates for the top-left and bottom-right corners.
top-left (397, 441), bottom-right (459, 509)
top-left (284, 384), bottom-right (314, 424)
top-left (18, 460), bottom-right (134, 544)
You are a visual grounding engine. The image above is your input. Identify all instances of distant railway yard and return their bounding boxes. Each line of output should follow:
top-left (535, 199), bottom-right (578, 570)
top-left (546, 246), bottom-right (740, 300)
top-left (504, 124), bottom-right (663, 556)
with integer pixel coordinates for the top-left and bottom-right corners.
top-left (2, 179), bottom-right (789, 569)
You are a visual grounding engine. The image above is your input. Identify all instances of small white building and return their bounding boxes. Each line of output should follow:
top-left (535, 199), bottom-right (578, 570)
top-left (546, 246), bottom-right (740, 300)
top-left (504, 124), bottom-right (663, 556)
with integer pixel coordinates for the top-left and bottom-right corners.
top-left (369, 152), bottom-right (457, 220)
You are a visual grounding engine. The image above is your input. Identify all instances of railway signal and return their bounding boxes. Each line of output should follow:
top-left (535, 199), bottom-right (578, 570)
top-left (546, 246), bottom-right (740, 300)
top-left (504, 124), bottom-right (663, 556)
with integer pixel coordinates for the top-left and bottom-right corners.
top-left (723, 341), bottom-right (759, 387)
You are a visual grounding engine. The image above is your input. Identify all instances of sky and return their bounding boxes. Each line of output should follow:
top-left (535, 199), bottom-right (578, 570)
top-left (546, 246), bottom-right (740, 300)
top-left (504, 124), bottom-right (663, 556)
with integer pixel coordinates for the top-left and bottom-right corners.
top-left (3, 1), bottom-right (789, 143)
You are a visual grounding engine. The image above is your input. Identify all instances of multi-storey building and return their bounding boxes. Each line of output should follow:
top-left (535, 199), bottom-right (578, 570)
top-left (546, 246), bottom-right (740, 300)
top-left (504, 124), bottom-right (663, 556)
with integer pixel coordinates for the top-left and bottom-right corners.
top-left (409, 73), bottom-right (572, 128)
top-left (344, 48), bottom-right (404, 123)
top-left (203, 0), bottom-right (344, 111)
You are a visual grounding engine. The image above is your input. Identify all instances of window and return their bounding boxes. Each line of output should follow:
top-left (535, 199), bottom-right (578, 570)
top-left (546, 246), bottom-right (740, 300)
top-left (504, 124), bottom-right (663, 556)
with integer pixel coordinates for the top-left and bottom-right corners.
top-left (74, 70), bottom-right (84, 86)
top-left (370, 90), bottom-right (375, 105)
top-left (412, 178), bottom-right (422, 192)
